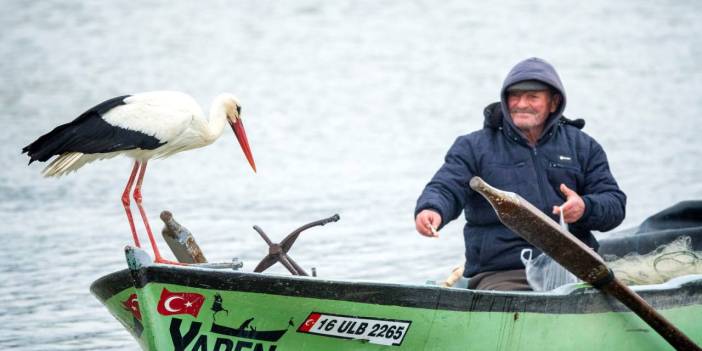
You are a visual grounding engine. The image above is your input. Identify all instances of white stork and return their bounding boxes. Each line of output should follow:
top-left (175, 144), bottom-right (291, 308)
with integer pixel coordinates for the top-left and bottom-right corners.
top-left (22, 91), bottom-right (256, 264)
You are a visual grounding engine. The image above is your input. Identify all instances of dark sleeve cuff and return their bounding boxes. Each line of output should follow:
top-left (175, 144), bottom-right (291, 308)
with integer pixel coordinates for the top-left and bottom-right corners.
top-left (577, 195), bottom-right (593, 225)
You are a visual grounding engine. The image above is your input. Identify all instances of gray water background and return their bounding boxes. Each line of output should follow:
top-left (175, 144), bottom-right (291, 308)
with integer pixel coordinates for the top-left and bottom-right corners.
top-left (1, 0), bottom-right (701, 349)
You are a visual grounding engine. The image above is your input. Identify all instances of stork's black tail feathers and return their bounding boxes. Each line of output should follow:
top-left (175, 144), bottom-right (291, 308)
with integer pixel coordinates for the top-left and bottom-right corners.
top-left (22, 95), bottom-right (132, 164)
top-left (23, 122), bottom-right (81, 164)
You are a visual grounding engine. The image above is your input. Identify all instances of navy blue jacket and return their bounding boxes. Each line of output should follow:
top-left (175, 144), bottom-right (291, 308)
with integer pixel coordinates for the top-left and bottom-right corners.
top-left (415, 58), bottom-right (626, 277)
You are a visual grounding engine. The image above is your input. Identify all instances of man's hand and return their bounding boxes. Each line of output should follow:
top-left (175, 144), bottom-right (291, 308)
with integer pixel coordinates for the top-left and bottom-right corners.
top-left (415, 209), bottom-right (442, 237)
top-left (552, 184), bottom-right (585, 223)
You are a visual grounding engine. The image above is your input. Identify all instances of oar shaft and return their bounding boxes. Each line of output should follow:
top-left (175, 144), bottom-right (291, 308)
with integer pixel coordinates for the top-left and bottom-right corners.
top-left (602, 279), bottom-right (701, 351)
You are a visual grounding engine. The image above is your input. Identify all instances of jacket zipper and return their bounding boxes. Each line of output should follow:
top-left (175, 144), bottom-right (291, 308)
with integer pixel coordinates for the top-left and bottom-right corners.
top-left (531, 146), bottom-right (547, 208)
top-left (505, 127), bottom-right (549, 207)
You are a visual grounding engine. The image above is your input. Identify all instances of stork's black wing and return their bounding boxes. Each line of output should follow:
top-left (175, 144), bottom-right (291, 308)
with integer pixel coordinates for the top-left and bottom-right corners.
top-left (22, 95), bottom-right (164, 163)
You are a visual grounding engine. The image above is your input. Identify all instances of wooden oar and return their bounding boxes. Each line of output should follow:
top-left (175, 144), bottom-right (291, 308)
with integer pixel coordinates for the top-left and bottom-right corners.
top-left (469, 176), bottom-right (700, 351)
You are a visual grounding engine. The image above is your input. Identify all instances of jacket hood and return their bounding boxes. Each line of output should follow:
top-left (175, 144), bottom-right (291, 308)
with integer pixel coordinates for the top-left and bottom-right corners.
top-left (498, 58), bottom-right (568, 141)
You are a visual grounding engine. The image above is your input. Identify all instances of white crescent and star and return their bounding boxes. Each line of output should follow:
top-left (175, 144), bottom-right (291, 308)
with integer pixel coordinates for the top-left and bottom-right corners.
top-left (164, 295), bottom-right (196, 312)
top-left (124, 295), bottom-right (139, 312)
top-left (164, 296), bottom-right (185, 312)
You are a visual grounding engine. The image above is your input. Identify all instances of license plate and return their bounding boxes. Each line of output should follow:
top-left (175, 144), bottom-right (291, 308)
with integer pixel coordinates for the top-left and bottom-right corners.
top-left (297, 312), bottom-right (411, 346)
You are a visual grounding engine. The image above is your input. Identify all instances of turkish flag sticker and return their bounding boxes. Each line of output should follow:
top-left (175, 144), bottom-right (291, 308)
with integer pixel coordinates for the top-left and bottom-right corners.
top-left (156, 288), bottom-right (205, 318)
top-left (122, 293), bottom-right (142, 321)
top-left (297, 313), bottom-right (321, 332)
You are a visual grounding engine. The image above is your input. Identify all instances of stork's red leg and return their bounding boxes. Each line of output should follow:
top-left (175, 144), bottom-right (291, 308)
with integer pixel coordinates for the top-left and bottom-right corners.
top-left (133, 161), bottom-right (183, 265)
top-left (122, 161), bottom-right (141, 247)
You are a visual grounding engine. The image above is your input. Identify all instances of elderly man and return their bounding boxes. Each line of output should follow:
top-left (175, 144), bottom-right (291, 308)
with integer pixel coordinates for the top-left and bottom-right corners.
top-left (414, 57), bottom-right (626, 291)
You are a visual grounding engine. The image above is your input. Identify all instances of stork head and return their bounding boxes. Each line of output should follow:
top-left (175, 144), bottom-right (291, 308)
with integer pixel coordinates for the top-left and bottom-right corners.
top-left (221, 94), bottom-right (256, 172)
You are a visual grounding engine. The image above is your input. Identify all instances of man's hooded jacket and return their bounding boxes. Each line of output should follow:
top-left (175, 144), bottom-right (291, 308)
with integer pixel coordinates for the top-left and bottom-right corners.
top-left (415, 57), bottom-right (627, 277)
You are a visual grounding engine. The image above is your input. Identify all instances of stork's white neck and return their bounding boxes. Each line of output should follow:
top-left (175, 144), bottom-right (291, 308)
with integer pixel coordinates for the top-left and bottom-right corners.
top-left (203, 96), bottom-right (230, 144)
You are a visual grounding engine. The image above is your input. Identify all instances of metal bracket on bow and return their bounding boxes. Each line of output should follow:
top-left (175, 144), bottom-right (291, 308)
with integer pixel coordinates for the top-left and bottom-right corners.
top-left (253, 214), bottom-right (340, 276)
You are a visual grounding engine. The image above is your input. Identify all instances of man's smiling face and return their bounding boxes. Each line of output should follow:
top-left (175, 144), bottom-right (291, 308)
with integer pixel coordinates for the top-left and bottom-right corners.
top-left (507, 90), bottom-right (560, 132)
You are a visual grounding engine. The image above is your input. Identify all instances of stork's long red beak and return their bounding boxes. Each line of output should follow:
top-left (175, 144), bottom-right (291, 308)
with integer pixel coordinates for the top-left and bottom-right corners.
top-left (230, 118), bottom-right (256, 172)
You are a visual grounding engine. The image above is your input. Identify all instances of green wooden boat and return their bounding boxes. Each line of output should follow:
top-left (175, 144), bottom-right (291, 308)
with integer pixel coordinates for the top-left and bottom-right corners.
top-left (91, 201), bottom-right (702, 350)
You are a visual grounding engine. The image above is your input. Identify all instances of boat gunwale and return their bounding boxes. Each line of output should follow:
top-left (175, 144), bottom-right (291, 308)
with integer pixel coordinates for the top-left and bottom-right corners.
top-left (90, 266), bottom-right (702, 315)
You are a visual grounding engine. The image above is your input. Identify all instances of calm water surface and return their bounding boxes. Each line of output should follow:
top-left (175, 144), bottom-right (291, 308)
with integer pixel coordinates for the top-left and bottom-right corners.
top-left (1, 1), bottom-right (701, 349)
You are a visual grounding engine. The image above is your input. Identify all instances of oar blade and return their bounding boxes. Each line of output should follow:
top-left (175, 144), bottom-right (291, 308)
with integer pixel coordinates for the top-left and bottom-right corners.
top-left (469, 176), bottom-right (609, 284)
top-left (469, 176), bottom-right (701, 351)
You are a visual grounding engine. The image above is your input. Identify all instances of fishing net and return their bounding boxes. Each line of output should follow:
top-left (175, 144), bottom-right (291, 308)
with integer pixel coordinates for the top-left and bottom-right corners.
top-left (604, 236), bottom-right (702, 285)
